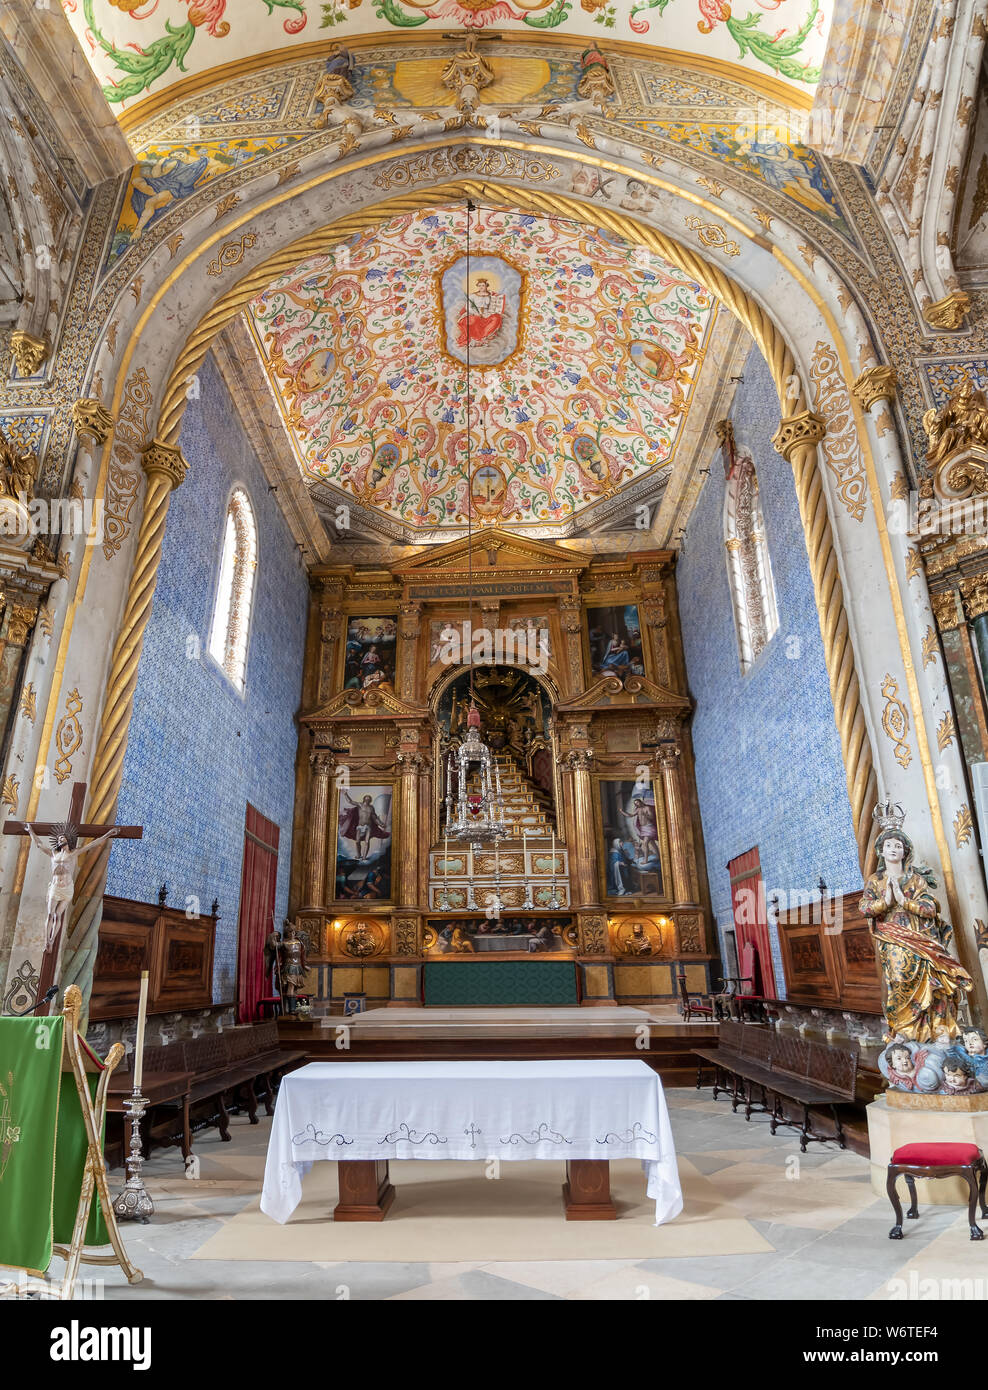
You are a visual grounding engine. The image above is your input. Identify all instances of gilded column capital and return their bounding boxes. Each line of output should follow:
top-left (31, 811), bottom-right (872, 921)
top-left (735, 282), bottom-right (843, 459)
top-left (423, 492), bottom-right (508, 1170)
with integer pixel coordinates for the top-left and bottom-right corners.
top-left (398, 600), bottom-right (422, 636)
top-left (558, 594), bottom-right (582, 634)
top-left (641, 592), bottom-right (667, 628)
top-left (564, 748), bottom-right (594, 771)
top-left (923, 291), bottom-right (970, 332)
top-left (657, 743), bottom-right (682, 770)
top-left (6, 603), bottom-right (38, 646)
top-left (772, 410), bottom-right (827, 462)
top-left (141, 438), bottom-right (189, 490)
top-left (10, 330), bottom-right (47, 377)
top-left (851, 366), bottom-right (898, 412)
top-left (310, 749), bottom-right (335, 776)
top-left (930, 589), bottom-right (963, 633)
top-left (960, 576), bottom-right (988, 622)
top-left (71, 398), bottom-right (114, 444)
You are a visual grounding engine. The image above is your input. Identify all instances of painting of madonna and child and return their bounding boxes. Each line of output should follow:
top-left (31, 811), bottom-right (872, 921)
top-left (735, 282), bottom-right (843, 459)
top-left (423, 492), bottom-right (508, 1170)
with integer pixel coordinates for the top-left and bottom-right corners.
top-left (599, 778), bottom-right (667, 902)
top-left (343, 616), bottom-right (397, 692)
top-left (587, 604), bottom-right (645, 684)
top-left (334, 784), bottom-right (393, 901)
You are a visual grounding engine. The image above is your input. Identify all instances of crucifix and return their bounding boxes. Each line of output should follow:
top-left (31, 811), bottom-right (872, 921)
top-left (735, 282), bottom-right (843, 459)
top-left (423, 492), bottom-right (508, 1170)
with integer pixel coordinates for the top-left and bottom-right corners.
top-left (3, 780), bottom-right (143, 1011)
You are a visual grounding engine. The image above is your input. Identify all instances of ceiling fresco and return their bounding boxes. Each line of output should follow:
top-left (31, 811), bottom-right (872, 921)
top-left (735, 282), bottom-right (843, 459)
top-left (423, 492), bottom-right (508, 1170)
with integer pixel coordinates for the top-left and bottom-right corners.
top-left (61, 0), bottom-right (833, 116)
top-left (100, 46), bottom-right (852, 277)
top-left (243, 205), bottom-right (718, 535)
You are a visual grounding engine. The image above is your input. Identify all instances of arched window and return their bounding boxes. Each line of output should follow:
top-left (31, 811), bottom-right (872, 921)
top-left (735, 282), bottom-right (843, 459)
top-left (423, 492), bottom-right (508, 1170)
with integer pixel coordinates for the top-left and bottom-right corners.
top-left (724, 445), bottom-right (779, 674)
top-left (208, 488), bottom-right (257, 690)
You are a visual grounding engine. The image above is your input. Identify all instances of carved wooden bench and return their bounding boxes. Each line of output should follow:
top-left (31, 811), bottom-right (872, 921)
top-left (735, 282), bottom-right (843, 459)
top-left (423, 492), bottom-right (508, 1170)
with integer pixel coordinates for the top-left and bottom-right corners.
top-left (107, 1021), bottom-right (307, 1165)
top-left (694, 1020), bottom-right (858, 1151)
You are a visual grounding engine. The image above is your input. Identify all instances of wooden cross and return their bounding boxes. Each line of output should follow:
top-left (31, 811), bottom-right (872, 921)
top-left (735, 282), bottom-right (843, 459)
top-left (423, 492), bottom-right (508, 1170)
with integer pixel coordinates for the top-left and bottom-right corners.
top-left (4, 781), bottom-right (143, 1010)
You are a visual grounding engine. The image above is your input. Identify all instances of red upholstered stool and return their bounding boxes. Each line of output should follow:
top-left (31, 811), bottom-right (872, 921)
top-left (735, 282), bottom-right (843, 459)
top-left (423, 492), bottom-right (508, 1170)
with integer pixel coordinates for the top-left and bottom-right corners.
top-left (887, 1142), bottom-right (988, 1241)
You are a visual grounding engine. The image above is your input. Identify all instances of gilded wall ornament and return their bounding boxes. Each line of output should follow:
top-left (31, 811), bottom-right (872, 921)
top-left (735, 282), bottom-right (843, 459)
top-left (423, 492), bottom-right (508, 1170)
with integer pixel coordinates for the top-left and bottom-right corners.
top-left (1, 775), bottom-right (18, 815)
top-left (103, 368), bottom-right (152, 561)
top-left (921, 625), bottom-right (939, 667)
top-left (936, 711), bottom-right (956, 752)
top-left (19, 683), bottom-right (36, 725)
top-left (809, 341), bottom-right (866, 521)
top-left (960, 576), bottom-right (988, 621)
top-left (54, 687), bottom-right (83, 785)
top-left (683, 215), bottom-right (739, 257)
top-left (954, 803), bottom-right (974, 848)
top-left (9, 330), bottom-right (47, 377)
top-left (6, 605), bottom-right (37, 647)
top-left (922, 290), bottom-right (970, 331)
top-left (578, 915), bottom-right (608, 955)
top-left (923, 379), bottom-right (988, 499)
top-left (393, 919), bottom-right (419, 956)
top-left (880, 673), bottom-right (912, 769)
top-left (614, 918), bottom-right (662, 957)
top-left (206, 232), bottom-right (258, 278)
top-left (851, 365), bottom-right (898, 412)
top-left (930, 590), bottom-right (961, 631)
top-left (676, 913), bottom-right (703, 954)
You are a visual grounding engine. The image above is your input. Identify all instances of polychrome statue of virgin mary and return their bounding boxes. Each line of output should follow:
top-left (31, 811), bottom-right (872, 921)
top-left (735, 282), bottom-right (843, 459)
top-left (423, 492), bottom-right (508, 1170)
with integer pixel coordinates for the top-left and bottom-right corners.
top-left (860, 803), bottom-right (973, 1043)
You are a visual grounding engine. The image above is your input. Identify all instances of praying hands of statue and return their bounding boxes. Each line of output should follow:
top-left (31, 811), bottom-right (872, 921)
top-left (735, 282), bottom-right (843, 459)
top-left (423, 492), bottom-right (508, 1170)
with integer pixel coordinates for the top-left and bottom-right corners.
top-left (884, 875), bottom-right (906, 909)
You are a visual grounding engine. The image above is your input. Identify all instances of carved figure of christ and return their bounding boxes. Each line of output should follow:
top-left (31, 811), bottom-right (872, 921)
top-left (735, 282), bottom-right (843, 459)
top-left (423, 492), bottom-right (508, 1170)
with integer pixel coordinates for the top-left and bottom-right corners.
top-left (3, 780), bottom-right (143, 1008)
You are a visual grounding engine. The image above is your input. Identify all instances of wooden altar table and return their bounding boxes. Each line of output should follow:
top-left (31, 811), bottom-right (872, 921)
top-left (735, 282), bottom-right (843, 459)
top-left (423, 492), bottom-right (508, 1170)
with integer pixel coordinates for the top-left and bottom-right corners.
top-left (259, 1059), bottom-right (682, 1224)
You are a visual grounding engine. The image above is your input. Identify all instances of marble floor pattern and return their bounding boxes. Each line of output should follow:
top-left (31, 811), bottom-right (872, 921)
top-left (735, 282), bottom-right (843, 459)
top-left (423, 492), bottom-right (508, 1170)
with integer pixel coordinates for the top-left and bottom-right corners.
top-left (70, 1088), bottom-right (985, 1301)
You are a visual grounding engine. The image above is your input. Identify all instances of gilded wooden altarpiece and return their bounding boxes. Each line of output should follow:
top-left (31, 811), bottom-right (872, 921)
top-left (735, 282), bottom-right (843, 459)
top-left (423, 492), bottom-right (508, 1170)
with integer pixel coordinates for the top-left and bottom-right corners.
top-left (289, 532), bottom-right (714, 1007)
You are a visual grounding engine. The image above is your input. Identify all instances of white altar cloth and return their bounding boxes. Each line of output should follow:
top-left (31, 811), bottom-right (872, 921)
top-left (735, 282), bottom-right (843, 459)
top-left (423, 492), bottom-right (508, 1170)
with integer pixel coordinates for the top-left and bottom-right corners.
top-left (260, 1059), bottom-right (683, 1226)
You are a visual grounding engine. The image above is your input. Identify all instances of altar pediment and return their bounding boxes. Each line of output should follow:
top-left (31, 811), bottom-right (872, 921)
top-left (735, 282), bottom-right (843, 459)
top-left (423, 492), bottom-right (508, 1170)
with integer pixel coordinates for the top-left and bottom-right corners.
top-left (301, 686), bottom-right (431, 724)
top-left (556, 674), bottom-right (692, 715)
top-left (391, 530), bottom-right (588, 576)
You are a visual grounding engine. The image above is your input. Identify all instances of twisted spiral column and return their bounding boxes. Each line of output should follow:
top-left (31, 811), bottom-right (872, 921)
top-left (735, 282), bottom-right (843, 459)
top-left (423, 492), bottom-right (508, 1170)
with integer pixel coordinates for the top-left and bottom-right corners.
top-left (62, 441), bottom-right (189, 1015)
top-left (773, 414), bottom-right (878, 875)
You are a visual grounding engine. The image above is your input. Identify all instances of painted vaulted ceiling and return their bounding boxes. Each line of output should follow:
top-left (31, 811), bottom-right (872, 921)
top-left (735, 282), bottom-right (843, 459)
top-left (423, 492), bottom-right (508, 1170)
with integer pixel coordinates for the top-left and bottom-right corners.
top-left (242, 204), bottom-right (718, 538)
top-left (61, 0), bottom-right (833, 118)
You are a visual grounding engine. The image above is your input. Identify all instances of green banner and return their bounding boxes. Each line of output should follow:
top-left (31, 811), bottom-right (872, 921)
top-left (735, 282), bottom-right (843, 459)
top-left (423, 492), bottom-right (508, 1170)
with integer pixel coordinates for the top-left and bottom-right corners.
top-left (53, 1071), bottom-right (109, 1249)
top-left (0, 1016), bottom-right (64, 1275)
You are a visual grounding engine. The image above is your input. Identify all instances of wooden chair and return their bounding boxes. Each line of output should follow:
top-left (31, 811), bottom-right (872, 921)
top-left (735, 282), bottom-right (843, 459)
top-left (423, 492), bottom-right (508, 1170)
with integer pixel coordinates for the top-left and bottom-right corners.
top-left (676, 972), bottom-right (713, 1024)
top-left (716, 940), bottom-right (763, 1021)
top-left (887, 1142), bottom-right (988, 1241)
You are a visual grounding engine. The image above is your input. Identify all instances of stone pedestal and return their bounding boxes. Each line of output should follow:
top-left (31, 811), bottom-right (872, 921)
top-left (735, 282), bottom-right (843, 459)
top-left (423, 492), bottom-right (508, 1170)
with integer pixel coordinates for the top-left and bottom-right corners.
top-left (867, 1093), bottom-right (988, 1204)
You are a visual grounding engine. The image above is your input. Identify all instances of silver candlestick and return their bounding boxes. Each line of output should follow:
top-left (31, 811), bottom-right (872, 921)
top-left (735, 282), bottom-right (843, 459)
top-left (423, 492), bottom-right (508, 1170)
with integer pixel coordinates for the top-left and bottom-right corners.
top-left (113, 1089), bottom-right (154, 1224)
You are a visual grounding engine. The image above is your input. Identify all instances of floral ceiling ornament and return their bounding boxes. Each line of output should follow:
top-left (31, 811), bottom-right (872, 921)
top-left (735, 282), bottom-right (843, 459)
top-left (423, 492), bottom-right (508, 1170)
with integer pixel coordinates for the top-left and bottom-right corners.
top-left (246, 206), bottom-right (715, 534)
top-left (65, 0), bottom-right (832, 109)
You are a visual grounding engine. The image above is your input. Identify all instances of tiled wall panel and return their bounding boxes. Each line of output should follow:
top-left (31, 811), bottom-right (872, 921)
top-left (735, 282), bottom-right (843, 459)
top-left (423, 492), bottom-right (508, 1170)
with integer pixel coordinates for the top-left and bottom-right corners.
top-left (677, 344), bottom-right (862, 994)
top-left (106, 354), bottom-right (308, 1001)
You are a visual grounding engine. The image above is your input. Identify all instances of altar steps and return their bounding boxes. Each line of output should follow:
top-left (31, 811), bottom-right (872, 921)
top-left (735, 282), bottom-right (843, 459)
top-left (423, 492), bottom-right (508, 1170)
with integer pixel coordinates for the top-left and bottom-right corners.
top-left (462, 747), bottom-right (555, 835)
top-left (277, 1007), bottom-right (718, 1085)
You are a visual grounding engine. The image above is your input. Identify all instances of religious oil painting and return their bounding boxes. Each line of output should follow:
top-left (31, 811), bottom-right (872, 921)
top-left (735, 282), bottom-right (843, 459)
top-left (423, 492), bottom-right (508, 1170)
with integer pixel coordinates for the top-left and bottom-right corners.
top-left (334, 784), bottom-right (393, 902)
top-left (587, 605), bottom-right (646, 682)
top-left (598, 778), bottom-right (667, 903)
top-left (343, 616), bottom-right (397, 692)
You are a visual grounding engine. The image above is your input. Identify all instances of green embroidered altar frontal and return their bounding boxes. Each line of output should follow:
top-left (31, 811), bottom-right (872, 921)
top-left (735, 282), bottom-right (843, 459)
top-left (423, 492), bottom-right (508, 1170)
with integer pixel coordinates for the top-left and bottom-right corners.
top-left (0, 1015), bottom-right (107, 1276)
top-left (424, 961), bottom-right (578, 1007)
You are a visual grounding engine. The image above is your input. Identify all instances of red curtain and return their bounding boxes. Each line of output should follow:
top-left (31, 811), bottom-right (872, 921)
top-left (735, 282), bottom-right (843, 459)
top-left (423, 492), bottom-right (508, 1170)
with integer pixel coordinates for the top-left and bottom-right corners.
top-left (236, 804), bottom-right (280, 1024)
top-left (727, 847), bottom-right (777, 998)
